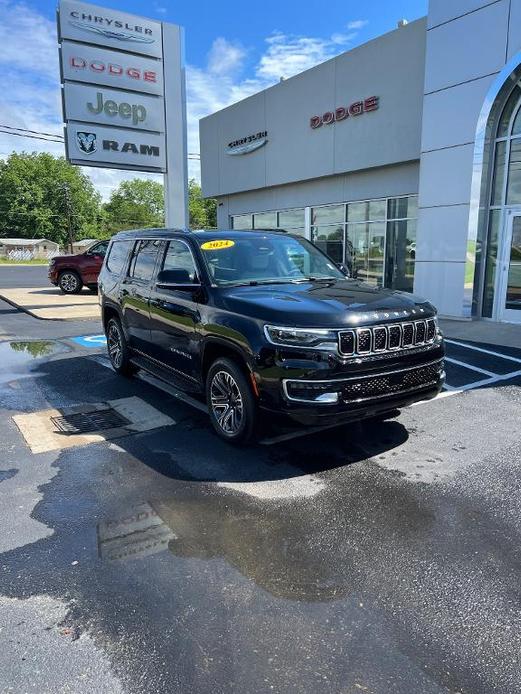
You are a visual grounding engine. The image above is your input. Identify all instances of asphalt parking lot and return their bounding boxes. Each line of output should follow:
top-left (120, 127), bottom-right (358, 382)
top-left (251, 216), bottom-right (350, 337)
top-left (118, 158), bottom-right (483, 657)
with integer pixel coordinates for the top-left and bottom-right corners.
top-left (0, 270), bottom-right (520, 694)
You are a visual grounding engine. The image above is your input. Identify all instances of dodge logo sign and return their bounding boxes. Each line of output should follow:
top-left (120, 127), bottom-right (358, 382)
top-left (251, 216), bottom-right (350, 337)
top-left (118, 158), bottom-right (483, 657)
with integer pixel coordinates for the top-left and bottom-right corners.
top-left (76, 131), bottom-right (97, 154)
top-left (310, 96), bottom-right (379, 129)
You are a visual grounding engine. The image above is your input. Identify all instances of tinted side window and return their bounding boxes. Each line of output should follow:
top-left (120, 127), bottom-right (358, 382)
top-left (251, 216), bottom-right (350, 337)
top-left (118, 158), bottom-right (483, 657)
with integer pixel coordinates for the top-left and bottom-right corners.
top-left (105, 241), bottom-right (131, 275)
top-left (162, 240), bottom-right (198, 281)
top-left (89, 241), bottom-right (109, 257)
top-left (129, 240), bottom-right (161, 281)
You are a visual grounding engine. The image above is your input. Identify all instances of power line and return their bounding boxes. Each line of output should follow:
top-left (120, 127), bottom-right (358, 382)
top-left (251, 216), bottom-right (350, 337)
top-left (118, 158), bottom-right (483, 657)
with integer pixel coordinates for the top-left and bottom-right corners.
top-left (0, 124), bottom-right (64, 140)
top-left (0, 129), bottom-right (64, 144)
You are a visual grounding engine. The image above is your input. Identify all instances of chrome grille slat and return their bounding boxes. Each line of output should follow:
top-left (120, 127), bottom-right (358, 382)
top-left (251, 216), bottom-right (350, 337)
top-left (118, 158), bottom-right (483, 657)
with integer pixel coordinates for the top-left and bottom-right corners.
top-left (338, 318), bottom-right (438, 358)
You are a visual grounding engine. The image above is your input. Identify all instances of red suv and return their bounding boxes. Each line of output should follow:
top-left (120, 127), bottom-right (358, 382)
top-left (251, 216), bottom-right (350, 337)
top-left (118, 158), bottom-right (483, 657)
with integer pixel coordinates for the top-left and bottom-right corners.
top-left (48, 240), bottom-right (109, 294)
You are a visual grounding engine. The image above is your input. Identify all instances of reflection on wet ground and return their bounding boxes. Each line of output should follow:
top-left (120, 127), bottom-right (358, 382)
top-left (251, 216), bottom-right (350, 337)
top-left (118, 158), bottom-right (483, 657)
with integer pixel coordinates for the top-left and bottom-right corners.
top-left (1, 342), bottom-right (521, 693)
top-left (2, 339), bottom-right (69, 359)
top-left (0, 339), bottom-right (71, 387)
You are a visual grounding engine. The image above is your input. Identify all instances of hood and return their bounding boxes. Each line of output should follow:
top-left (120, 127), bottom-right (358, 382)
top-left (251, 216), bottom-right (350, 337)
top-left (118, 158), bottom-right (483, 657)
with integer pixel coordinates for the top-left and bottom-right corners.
top-left (218, 279), bottom-right (435, 327)
top-left (51, 253), bottom-right (83, 262)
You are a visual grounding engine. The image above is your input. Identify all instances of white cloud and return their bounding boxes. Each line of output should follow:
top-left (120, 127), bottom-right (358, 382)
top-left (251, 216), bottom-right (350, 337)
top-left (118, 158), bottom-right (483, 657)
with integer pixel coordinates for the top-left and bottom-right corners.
top-left (346, 20), bottom-right (368, 30)
top-left (207, 37), bottom-right (246, 77)
top-left (0, 0), bottom-right (368, 196)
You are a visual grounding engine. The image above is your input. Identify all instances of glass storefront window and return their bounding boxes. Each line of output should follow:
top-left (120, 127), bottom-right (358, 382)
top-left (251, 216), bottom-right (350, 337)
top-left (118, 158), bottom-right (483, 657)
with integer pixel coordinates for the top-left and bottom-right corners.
top-left (491, 141), bottom-right (507, 206)
top-left (497, 84), bottom-right (521, 137)
top-left (253, 211), bottom-right (278, 229)
top-left (347, 200), bottom-right (386, 222)
top-left (346, 222), bottom-right (386, 287)
top-left (278, 209), bottom-right (305, 229)
top-left (507, 139), bottom-right (521, 204)
top-left (386, 219), bottom-right (416, 291)
top-left (311, 225), bottom-right (344, 264)
top-left (312, 205), bottom-right (344, 225)
top-left (387, 196), bottom-right (416, 220)
top-left (232, 195), bottom-right (418, 292)
top-left (231, 214), bottom-right (252, 229)
top-left (482, 210), bottom-right (501, 317)
top-left (512, 106), bottom-right (521, 137)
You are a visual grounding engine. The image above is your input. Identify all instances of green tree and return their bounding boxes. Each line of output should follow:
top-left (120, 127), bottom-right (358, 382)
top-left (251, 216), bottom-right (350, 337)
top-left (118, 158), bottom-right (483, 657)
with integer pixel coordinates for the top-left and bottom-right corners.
top-left (104, 177), bottom-right (217, 231)
top-left (104, 178), bottom-right (164, 233)
top-left (189, 179), bottom-right (217, 229)
top-left (0, 153), bottom-right (102, 246)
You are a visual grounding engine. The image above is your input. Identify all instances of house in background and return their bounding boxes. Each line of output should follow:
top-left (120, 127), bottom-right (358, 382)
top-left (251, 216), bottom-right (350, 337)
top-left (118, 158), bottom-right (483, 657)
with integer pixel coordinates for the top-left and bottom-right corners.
top-left (0, 238), bottom-right (60, 259)
top-left (71, 239), bottom-right (98, 254)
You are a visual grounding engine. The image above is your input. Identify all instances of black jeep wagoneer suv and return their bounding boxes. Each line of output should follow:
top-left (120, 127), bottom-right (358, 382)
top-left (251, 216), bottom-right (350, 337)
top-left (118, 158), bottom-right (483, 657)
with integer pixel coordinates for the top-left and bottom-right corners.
top-left (99, 229), bottom-right (445, 442)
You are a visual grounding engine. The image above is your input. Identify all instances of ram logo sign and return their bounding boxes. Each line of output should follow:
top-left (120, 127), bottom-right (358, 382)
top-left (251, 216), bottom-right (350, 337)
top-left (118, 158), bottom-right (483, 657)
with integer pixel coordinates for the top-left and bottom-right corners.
top-left (66, 125), bottom-right (166, 172)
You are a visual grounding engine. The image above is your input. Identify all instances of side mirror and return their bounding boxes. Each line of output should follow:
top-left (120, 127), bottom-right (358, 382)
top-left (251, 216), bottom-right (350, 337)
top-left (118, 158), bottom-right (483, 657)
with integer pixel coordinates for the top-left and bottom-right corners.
top-left (336, 262), bottom-right (351, 277)
top-left (156, 268), bottom-right (201, 290)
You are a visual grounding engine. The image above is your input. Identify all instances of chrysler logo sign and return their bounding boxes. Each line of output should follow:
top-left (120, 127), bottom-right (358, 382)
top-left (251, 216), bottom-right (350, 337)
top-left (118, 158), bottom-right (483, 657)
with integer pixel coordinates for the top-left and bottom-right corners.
top-left (310, 96), bottom-right (379, 129)
top-left (68, 11), bottom-right (155, 44)
top-left (227, 131), bottom-right (268, 156)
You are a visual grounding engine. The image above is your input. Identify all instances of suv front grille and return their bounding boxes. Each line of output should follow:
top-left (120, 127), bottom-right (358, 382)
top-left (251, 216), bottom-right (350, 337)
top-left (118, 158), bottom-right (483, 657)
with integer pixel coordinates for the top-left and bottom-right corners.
top-left (341, 360), bottom-right (441, 402)
top-left (339, 318), bottom-right (437, 357)
top-left (283, 358), bottom-right (444, 405)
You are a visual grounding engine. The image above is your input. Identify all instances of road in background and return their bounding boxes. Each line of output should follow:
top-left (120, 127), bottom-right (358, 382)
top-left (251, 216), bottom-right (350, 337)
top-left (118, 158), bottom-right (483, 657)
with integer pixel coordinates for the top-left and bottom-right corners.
top-left (0, 265), bottom-right (49, 289)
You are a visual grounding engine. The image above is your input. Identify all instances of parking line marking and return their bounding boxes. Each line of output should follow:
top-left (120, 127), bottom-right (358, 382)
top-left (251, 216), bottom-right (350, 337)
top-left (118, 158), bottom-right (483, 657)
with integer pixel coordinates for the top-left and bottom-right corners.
top-left (444, 356), bottom-right (498, 378)
top-left (445, 339), bottom-right (521, 364)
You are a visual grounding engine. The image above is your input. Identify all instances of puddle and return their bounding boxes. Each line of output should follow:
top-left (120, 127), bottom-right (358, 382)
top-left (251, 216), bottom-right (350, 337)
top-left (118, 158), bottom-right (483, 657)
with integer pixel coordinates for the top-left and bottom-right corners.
top-left (0, 341), bottom-right (71, 386)
top-left (4, 340), bottom-right (68, 359)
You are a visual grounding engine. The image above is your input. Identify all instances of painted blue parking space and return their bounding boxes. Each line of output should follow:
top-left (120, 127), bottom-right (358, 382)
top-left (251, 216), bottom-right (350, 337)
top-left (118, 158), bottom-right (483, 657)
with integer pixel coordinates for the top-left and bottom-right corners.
top-left (71, 334), bottom-right (107, 348)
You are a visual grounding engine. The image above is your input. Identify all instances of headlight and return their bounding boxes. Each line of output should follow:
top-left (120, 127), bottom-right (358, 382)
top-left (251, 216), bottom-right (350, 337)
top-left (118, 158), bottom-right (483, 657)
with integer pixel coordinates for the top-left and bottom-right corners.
top-left (264, 325), bottom-right (338, 350)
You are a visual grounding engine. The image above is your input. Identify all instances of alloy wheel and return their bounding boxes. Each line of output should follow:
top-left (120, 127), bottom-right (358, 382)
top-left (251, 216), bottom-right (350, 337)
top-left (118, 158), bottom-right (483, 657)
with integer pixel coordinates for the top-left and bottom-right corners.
top-left (60, 273), bottom-right (78, 293)
top-left (107, 323), bottom-right (123, 369)
top-left (210, 370), bottom-right (244, 435)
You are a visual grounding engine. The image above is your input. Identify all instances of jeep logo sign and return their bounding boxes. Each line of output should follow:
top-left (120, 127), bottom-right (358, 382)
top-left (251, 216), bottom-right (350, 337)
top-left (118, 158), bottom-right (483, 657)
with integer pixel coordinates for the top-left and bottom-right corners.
top-left (66, 125), bottom-right (166, 172)
top-left (87, 92), bottom-right (147, 126)
top-left (63, 83), bottom-right (165, 133)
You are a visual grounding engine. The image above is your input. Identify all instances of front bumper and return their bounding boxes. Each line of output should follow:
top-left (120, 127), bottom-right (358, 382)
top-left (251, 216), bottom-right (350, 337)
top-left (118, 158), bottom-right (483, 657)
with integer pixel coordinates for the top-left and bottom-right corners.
top-left (256, 337), bottom-right (445, 427)
top-left (261, 378), bottom-right (443, 427)
top-left (48, 266), bottom-right (59, 285)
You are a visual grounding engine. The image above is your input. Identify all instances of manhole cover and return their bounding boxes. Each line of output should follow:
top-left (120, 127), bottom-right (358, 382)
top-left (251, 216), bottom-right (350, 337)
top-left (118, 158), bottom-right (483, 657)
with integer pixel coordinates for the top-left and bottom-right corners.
top-left (51, 409), bottom-right (130, 434)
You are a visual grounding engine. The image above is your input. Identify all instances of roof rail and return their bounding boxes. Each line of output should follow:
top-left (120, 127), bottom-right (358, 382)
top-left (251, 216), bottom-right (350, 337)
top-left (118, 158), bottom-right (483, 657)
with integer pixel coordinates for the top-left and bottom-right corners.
top-left (226, 228), bottom-right (288, 234)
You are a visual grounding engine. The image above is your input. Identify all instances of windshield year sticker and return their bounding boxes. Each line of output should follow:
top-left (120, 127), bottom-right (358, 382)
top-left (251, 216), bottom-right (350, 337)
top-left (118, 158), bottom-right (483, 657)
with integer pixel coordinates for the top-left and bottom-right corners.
top-left (201, 239), bottom-right (235, 251)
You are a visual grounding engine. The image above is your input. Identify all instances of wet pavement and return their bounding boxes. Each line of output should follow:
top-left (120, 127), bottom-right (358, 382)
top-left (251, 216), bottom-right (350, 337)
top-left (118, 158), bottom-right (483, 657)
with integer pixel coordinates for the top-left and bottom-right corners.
top-left (0, 317), bottom-right (520, 692)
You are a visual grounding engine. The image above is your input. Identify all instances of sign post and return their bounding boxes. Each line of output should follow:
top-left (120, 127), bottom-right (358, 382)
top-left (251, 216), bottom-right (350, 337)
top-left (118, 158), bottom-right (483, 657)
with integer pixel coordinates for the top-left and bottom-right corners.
top-left (57, 0), bottom-right (188, 228)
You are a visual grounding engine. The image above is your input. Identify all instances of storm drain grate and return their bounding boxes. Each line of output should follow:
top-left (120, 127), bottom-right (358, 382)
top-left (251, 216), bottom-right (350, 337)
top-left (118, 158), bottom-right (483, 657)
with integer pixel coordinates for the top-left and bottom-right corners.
top-left (51, 409), bottom-right (131, 434)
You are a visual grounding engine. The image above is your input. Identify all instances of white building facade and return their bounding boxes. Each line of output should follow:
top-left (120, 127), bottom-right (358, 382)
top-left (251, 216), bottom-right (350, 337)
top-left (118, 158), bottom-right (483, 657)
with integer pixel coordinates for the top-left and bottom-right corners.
top-left (200, 0), bottom-right (521, 323)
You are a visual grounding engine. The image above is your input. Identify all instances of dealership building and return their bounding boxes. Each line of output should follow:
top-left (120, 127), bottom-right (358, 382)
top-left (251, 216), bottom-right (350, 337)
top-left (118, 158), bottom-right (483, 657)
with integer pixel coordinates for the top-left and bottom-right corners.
top-left (200, 0), bottom-right (521, 323)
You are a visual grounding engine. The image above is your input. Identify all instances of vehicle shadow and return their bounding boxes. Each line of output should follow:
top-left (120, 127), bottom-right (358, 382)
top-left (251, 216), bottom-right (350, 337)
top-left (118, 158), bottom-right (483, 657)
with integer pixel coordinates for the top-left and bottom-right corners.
top-left (28, 353), bottom-right (410, 484)
top-left (121, 410), bottom-right (409, 484)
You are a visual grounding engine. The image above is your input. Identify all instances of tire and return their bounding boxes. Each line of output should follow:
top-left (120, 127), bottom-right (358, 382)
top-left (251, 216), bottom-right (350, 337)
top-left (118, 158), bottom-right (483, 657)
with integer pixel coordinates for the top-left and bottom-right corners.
top-left (206, 357), bottom-right (257, 444)
top-left (106, 317), bottom-right (134, 376)
top-left (58, 270), bottom-right (83, 294)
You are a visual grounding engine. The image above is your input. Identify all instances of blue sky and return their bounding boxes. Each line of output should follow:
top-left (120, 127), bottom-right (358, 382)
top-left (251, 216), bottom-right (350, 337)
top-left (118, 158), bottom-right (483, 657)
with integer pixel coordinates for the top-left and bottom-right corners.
top-left (0, 0), bottom-right (427, 197)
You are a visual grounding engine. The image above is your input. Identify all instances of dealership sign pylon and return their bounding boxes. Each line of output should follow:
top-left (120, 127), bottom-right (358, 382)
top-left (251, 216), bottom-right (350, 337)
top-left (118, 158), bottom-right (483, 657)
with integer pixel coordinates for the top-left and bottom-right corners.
top-left (57, 0), bottom-right (188, 228)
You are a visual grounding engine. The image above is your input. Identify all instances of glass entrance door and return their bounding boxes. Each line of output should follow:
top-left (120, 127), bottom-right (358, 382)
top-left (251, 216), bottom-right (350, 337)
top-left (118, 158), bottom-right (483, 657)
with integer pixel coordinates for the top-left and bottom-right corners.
top-left (498, 211), bottom-right (521, 322)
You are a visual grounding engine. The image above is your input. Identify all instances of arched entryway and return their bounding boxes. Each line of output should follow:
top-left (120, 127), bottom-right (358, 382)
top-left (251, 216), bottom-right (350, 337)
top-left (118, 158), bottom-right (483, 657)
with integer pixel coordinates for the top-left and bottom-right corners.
top-left (468, 60), bottom-right (521, 323)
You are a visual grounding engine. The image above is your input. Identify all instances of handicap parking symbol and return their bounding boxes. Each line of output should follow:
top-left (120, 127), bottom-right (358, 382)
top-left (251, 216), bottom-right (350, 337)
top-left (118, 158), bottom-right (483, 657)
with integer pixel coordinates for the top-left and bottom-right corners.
top-left (71, 334), bottom-right (107, 348)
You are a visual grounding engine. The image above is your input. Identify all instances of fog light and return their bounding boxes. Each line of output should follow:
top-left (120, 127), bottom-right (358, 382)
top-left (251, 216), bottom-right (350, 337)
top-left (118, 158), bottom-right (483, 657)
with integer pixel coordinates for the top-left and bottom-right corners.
top-left (315, 392), bottom-right (339, 404)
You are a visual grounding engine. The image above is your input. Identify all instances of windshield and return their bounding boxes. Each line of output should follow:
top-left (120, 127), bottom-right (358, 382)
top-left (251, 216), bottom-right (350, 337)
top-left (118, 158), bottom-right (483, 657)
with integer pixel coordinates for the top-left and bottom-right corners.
top-left (198, 234), bottom-right (346, 286)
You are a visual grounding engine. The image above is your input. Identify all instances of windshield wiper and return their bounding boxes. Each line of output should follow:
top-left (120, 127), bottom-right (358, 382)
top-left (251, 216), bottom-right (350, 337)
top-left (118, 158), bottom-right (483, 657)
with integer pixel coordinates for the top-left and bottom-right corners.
top-left (231, 279), bottom-right (303, 287)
